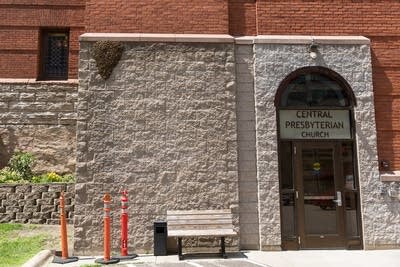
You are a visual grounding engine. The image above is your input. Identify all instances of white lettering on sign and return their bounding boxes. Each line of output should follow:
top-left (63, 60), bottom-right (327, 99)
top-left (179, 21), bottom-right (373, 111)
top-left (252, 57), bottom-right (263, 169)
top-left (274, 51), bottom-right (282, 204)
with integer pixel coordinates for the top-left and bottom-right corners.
top-left (279, 110), bottom-right (351, 139)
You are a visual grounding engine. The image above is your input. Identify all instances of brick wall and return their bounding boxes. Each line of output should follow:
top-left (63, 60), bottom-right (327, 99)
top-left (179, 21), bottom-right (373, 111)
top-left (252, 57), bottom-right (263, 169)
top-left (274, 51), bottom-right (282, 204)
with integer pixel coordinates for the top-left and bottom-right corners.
top-left (254, 0), bottom-right (400, 170)
top-left (228, 0), bottom-right (256, 36)
top-left (0, 1), bottom-right (85, 78)
top-left (85, 0), bottom-right (229, 34)
top-left (0, 183), bottom-right (75, 224)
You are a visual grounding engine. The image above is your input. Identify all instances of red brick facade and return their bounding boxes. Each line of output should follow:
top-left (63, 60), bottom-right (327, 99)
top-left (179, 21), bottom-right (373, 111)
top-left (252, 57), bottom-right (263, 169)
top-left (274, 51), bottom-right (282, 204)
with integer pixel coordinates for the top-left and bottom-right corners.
top-left (85, 0), bottom-right (229, 34)
top-left (0, 0), bottom-right (399, 170)
top-left (0, 1), bottom-right (85, 78)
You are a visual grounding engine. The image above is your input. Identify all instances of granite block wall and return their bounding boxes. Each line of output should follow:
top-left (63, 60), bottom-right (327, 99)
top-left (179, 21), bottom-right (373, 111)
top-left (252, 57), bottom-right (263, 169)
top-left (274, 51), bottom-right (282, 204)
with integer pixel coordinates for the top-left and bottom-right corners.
top-left (75, 40), bottom-right (239, 254)
top-left (0, 80), bottom-right (77, 174)
top-left (254, 40), bottom-right (400, 249)
top-left (235, 44), bottom-right (260, 250)
top-left (0, 183), bottom-right (75, 224)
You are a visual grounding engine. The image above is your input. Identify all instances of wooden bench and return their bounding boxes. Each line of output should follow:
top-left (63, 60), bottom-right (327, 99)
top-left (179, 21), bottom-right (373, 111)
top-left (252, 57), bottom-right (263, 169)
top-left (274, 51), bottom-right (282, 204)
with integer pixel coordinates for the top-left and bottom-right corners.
top-left (167, 209), bottom-right (237, 260)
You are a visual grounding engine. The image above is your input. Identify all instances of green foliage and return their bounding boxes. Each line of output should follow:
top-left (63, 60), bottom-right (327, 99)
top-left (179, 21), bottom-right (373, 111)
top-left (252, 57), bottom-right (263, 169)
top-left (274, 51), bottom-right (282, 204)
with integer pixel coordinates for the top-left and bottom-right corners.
top-left (0, 223), bottom-right (47, 267)
top-left (31, 172), bottom-right (75, 184)
top-left (0, 223), bottom-right (23, 235)
top-left (0, 167), bottom-right (24, 184)
top-left (0, 151), bottom-right (75, 184)
top-left (8, 151), bottom-right (35, 180)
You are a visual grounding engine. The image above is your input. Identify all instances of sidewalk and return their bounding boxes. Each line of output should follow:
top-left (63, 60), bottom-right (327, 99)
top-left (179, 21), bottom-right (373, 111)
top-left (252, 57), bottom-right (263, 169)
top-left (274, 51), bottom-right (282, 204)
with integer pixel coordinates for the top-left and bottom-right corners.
top-left (43, 250), bottom-right (400, 267)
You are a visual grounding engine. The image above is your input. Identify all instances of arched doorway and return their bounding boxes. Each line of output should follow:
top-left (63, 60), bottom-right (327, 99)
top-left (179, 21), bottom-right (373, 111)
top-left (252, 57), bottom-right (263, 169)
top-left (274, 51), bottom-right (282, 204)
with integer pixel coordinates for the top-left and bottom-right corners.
top-left (275, 67), bottom-right (362, 250)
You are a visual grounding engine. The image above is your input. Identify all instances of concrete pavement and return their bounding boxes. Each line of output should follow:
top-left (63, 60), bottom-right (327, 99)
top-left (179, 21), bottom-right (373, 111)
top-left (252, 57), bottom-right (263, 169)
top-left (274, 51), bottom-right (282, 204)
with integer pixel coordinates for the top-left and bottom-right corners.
top-left (42, 250), bottom-right (400, 267)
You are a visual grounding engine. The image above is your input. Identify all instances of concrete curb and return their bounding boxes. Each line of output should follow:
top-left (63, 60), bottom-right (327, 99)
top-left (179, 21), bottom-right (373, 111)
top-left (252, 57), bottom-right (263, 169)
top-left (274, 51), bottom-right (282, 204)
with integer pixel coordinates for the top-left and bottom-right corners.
top-left (22, 250), bottom-right (53, 267)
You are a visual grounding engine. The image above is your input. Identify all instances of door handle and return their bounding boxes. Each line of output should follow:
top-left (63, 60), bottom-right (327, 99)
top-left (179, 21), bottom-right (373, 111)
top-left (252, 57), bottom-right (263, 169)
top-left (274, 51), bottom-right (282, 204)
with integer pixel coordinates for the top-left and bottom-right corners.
top-left (332, 191), bottom-right (342, 207)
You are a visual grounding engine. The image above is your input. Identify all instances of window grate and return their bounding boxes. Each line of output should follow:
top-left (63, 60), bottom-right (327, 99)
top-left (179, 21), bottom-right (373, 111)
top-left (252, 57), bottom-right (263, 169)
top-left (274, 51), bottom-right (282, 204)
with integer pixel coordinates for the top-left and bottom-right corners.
top-left (40, 30), bottom-right (69, 80)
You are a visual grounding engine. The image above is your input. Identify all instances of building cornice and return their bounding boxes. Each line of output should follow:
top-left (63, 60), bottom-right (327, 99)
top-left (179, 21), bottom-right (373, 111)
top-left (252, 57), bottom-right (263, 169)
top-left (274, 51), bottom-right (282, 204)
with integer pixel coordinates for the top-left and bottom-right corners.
top-left (80, 33), bottom-right (370, 45)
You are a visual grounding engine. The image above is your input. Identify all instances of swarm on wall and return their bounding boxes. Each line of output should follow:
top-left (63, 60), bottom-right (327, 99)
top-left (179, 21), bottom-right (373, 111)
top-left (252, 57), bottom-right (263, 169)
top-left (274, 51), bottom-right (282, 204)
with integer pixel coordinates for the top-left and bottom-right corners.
top-left (91, 41), bottom-right (124, 80)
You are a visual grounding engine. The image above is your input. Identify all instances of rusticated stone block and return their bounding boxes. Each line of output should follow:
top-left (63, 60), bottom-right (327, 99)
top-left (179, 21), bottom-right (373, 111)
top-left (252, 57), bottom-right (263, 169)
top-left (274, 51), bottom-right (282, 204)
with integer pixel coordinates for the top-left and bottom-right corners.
top-left (24, 205), bottom-right (39, 212)
top-left (48, 184), bottom-right (67, 192)
top-left (31, 185), bottom-right (49, 193)
top-left (15, 185), bottom-right (31, 193)
top-left (6, 206), bottom-right (23, 213)
top-left (46, 219), bottom-right (60, 225)
top-left (25, 192), bottom-right (42, 199)
top-left (0, 186), bottom-right (15, 193)
top-left (36, 198), bottom-right (53, 205)
top-left (32, 212), bottom-right (51, 219)
top-left (0, 213), bottom-right (16, 222)
top-left (3, 199), bottom-right (19, 206)
top-left (42, 192), bottom-right (59, 199)
top-left (15, 212), bottom-right (31, 223)
top-left (75, 41), bottom-right (239, 255)
top-left (29, 218), bottom-right (46, 224)
top-left (41, 205), bottom-right (56, 213)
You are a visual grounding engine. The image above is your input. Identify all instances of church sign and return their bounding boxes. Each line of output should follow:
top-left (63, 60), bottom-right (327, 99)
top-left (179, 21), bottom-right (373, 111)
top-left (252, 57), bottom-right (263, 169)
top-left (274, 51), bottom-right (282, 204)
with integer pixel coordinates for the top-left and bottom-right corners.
top-left (279, 110), bottom-right (351, 139)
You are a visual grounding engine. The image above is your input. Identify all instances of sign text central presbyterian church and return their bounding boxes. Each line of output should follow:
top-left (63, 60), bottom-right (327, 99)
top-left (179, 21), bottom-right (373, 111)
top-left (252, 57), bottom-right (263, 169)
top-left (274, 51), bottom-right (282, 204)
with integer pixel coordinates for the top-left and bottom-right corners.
top-left (279, 110), bottom-right (351, 139)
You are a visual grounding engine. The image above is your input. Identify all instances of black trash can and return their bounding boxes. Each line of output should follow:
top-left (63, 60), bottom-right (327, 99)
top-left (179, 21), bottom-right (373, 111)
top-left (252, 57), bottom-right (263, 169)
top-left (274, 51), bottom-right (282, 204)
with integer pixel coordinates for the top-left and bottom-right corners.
top-left (154, 221), bottom-right (167, 256)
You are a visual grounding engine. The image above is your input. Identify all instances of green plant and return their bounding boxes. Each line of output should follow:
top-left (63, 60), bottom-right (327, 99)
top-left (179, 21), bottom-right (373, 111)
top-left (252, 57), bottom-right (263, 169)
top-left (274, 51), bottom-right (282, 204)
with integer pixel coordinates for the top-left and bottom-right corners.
top-left (8, 151), bottom-right (35, 181)
top-left (31, 172), bottom-right (75, 184)
top-left (0, 223), bottom-right (48, 267)
top-left (0, 167), bottom-right (23, 183)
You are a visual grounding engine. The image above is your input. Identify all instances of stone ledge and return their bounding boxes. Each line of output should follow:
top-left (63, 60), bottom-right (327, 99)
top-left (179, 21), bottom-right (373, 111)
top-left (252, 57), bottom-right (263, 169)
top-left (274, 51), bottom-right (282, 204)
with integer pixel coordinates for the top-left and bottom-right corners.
top-left (80, 33), bottom-right (235, 43)
top-left (254, 35), bottom-right (370, 45)
top-left (0, 79), bottom-right (78, 85)
top-left (380, 171), bottom-right (400, 182)
top-left (80, 34), bottom-right (370, 45)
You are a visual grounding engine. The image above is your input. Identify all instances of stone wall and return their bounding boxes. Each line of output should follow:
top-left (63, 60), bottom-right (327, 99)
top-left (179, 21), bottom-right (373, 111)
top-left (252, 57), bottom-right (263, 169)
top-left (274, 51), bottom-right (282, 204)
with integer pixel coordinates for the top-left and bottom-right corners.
top-left (253, 37), bottom-right (400, 249)
top-left (75, 39), bottom-right (239, 254)
top-left (0, 183), bottom-right (75, 224)
top-left (0, 80), bottom-right (77, 174)
top-left (235, 44), bottom-right (260, 250)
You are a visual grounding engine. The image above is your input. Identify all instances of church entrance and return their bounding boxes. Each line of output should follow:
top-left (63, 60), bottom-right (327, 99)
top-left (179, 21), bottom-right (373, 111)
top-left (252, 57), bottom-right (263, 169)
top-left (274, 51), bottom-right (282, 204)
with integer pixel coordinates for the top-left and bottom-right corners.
top-left (276, 67), bottom-right (362, 249)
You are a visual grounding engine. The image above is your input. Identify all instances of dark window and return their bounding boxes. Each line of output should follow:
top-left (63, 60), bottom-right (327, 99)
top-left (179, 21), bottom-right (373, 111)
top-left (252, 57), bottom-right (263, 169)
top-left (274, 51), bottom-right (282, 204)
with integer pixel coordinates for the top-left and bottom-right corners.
top-left (39, 30), bottom-right (69, 80)
top-left (280, 73), bottom-right (350, 108)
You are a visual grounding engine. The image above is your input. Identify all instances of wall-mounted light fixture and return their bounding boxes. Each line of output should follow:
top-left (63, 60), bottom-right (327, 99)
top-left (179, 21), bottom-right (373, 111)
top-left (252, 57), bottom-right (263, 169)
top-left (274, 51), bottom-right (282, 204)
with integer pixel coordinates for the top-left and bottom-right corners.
top-left (381, 160), bottom-right (390, 169)
top-left (309, 39), bottom-right (318, 59)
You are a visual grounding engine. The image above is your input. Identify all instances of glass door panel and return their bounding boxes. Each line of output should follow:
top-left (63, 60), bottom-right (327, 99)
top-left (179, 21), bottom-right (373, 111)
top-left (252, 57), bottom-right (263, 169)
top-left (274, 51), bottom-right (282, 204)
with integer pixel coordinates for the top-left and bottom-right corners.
top-left (296, 142), bottom-right (345, 248)
top-left (302, 148), bottom-right (337, 235)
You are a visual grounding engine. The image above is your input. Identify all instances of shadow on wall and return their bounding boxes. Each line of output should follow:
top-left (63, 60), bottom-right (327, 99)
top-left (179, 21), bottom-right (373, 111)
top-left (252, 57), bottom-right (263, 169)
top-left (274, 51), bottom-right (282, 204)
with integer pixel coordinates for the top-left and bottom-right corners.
top-left (0, 128), bottom-right (17, 169)
top-left (371, 49), bottom-right (396, 171)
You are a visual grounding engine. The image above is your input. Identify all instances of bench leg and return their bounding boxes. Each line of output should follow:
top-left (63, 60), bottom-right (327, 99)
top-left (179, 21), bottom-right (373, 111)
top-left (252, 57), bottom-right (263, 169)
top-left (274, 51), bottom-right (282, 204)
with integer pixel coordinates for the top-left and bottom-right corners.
top-left (221, 237), bottom-right (227, 259)
top-left (178, 237), bottom-right (183, 260)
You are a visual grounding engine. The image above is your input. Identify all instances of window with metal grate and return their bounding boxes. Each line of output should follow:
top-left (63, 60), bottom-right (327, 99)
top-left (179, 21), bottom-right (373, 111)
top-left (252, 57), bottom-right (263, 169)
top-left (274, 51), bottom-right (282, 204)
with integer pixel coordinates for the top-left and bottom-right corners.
top-left (39, 30), bottom-right (69, 80)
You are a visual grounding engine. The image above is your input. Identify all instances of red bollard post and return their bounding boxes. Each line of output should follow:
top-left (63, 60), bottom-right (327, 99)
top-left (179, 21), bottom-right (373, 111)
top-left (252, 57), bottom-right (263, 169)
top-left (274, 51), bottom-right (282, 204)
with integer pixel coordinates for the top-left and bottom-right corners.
top-left (52, 191), bottom-right (78, 264)
top-left (95, 193), bottom-right (120, 265)
top-left (115, 190), bottom-right (137, 260)
top-left (121, 190), bottom-right (128, 256)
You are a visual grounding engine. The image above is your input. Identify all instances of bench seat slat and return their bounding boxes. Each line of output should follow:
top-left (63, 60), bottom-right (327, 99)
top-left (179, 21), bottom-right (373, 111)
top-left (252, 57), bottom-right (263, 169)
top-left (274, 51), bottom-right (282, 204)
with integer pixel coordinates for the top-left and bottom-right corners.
top-left (168, 229), bottom-right (236, 237)
top-left (168, 219), bottom-right (233, 225)
top-left (167, 214), bottom-right (232, 220)
top-left (169, 225), bottom-right (234, 230)
top-left (167, 209), bottom-right (231, 215)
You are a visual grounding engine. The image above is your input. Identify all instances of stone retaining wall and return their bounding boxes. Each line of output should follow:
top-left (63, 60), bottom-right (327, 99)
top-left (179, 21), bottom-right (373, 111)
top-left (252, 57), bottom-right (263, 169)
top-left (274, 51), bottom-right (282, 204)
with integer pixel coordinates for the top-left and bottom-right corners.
top-left (0, 80), bottom-right (78, 174)
top-left (0, 183), bottom-right (75, 224)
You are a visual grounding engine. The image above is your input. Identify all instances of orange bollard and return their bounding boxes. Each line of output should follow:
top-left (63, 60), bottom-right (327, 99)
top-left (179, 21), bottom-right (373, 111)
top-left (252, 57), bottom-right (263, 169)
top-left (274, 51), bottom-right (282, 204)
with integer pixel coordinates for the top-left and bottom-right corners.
top-left (52, 191), bottom-right (78, 264)
top-left (115, 190), bottom-right (137, 260)
top-left (95, 193), bottom-right (120, 264)
top-left (60, 192), bottom-right (69, 259)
